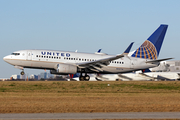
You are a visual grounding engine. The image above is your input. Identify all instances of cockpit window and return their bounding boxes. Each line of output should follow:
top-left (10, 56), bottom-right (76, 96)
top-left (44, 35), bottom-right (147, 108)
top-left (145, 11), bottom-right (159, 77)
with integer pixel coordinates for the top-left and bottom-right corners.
top-left (11, 53), bottom-right (20, 55)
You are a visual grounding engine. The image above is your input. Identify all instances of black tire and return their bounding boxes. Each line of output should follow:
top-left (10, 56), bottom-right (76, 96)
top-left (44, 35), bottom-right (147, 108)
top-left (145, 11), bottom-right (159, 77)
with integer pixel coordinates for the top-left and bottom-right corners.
top-left (21, 71), bottom-right (25, 75)
top-left (84, 75), bottom-right (90, 81)
top-left (79, 76), bottom-right (84, 81)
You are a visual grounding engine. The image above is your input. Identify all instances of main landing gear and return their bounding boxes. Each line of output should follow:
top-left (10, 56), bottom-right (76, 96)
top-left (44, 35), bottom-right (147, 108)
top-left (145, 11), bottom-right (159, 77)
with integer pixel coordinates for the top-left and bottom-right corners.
top-left (79, 73), bottom-right (90, 81)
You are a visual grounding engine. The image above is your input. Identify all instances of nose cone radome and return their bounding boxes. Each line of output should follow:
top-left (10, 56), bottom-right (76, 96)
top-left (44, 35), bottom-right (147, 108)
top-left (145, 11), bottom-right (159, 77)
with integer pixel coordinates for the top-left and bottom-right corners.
top-left (3, 56), bottom-right (8, 61)
top-left (3, 55), bottom-right (11, 63)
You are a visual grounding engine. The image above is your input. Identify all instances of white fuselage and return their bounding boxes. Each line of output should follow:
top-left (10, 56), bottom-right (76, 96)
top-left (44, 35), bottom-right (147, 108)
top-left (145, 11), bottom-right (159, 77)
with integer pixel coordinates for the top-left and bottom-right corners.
top-left (3, 49), bottom-right (158, 74)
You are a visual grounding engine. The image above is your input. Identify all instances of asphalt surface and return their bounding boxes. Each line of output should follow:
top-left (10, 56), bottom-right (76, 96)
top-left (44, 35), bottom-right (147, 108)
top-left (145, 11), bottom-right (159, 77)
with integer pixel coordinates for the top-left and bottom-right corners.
top-left (1, 112), bottom-right (180, 119)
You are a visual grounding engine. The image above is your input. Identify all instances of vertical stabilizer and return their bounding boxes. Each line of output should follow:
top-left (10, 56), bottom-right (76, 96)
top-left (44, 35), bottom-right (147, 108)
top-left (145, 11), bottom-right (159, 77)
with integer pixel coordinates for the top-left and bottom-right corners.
top-left (131, 24), bottom-right (168, 60)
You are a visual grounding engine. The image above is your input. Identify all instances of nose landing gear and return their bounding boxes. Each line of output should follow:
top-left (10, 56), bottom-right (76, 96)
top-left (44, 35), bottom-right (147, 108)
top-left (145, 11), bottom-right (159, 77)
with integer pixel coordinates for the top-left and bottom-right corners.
top-left (20, 70), bottom-right (25, 75)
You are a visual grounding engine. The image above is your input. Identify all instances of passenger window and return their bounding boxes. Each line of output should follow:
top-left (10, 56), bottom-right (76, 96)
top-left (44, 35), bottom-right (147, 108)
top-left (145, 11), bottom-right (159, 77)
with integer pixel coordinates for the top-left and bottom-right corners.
top-left (36, 55), bottom-right (38, 57)
top-left (59, 57), bottom-right (61, 59)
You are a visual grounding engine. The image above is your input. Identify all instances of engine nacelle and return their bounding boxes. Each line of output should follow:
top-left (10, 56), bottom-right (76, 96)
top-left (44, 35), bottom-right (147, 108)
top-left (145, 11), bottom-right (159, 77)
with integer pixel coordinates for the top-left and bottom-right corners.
top-left (54, 63), bottom-right (77, 74)
top-left (50, 70), bottom-right (69, 75)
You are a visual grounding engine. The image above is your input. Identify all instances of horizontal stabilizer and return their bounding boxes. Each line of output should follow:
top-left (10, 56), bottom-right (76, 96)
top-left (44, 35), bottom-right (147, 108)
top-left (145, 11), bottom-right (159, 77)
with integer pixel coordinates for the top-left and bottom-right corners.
top-left (146, 58), bottom-right (173, 64)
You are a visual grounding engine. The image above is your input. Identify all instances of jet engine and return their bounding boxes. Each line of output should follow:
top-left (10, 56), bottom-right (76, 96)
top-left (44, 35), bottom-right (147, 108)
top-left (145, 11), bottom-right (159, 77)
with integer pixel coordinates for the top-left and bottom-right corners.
top-left (52, 63), bottom-right (77, 74)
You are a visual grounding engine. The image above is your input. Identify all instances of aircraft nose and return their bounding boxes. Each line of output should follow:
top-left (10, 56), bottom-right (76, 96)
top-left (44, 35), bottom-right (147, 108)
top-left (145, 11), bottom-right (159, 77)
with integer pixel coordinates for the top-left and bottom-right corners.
top-left (3, 56), bottom-right (7, 61)
top-left (3, 55), bottom-right (11, 62)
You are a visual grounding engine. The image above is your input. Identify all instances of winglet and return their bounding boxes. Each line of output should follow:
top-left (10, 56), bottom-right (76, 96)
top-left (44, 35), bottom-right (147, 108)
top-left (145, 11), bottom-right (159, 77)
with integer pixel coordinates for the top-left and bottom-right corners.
top-left (123, 42), bottom-right (134, 55)
top-left (97, 49), bottom-right (102, 53)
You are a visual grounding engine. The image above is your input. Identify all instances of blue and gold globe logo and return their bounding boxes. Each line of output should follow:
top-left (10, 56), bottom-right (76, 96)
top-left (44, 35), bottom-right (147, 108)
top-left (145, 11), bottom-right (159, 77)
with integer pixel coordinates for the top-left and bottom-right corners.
top-left (131, 40), bottom-right (157, 60)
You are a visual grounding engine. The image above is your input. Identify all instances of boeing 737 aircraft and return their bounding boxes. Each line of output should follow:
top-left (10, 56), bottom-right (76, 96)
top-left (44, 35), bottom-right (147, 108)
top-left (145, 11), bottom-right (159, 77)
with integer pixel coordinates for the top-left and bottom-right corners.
top-left (3, 24), bottom-right (172, 81)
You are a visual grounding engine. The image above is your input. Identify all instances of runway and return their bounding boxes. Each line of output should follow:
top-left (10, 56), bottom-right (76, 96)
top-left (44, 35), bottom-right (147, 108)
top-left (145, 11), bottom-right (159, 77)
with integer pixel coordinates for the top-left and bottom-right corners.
top-left (1, 112), bottom-right (180, 119)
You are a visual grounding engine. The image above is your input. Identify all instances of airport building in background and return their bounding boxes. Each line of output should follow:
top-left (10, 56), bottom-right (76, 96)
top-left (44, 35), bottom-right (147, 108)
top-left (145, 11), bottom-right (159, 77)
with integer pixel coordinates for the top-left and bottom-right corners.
top-left (30, 74), bottom-right (38, 80)
top-left (40, 72), bottom-right (53, 79)
top-left (11, 75), bottom-right (20, 79)
top-left (8, 71), bottom-right (55, 80)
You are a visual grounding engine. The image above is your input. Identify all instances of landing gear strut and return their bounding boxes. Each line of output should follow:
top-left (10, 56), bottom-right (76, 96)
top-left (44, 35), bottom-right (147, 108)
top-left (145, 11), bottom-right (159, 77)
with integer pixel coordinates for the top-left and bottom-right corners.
top-left (79, 73), bottom-right (90, 81)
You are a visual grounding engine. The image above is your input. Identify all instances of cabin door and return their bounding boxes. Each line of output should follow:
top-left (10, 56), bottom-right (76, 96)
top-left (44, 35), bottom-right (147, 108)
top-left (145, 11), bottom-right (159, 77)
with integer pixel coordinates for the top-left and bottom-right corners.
top-left (26, 51), bottom-right (32, 60)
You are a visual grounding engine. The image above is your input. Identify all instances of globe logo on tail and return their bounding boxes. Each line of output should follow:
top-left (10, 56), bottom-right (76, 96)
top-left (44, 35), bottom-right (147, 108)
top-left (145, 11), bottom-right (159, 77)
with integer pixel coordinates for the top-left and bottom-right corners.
top-left (131, 40), bottom-right (157, 60)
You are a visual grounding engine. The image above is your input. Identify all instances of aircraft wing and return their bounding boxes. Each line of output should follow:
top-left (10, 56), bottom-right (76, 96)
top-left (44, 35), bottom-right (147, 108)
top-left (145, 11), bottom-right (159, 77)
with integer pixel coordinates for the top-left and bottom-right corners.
top-left (76, 42), bottom-right (134, 72)
top-left (77, 54), bottom-right (124, 68)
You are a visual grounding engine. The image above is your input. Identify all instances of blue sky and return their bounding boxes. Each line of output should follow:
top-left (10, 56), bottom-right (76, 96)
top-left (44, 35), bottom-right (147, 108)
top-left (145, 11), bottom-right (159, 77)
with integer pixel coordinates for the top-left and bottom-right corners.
top-left (0, 0), bottom-right (180, 78)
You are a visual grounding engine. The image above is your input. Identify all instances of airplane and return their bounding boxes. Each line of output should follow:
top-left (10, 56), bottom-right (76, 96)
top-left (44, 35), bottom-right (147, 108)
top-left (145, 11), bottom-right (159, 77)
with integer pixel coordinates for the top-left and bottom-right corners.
top-left (68, 72), bottom-right (153, 81)
top-left (3, 24), bottom-right (172, 81)
top-left (95, 71), bottom-right (180, 81)
top-left (70, 69), bottom-right (180, 81)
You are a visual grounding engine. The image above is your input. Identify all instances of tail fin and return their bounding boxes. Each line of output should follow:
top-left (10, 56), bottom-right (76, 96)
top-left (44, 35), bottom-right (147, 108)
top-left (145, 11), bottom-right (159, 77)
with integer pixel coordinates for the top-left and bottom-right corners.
top-left (131, 24), bottom-right (168, 60)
